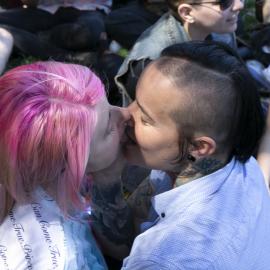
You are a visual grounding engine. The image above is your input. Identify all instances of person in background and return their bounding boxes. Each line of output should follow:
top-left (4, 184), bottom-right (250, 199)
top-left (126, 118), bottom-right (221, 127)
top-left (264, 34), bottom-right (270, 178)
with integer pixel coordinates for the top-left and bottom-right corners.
top-left (0, 0), bottom-right (112, 64)
top-left (105, 0), bottom-right (167, 50)
top-left (115, 0), bottom-right (244, 105)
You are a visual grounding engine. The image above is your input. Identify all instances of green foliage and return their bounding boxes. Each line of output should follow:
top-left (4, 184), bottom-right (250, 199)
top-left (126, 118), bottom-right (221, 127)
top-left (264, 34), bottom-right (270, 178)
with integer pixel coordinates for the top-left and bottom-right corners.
top-left (242, 0), bottom-right (258, 30)
top-left (6, 54), bottom-right (39, 72)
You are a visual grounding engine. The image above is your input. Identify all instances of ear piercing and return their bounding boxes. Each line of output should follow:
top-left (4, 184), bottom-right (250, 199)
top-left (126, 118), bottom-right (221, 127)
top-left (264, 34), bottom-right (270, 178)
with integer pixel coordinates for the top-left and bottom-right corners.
top-left (187, 154), bottom-right (196, 162)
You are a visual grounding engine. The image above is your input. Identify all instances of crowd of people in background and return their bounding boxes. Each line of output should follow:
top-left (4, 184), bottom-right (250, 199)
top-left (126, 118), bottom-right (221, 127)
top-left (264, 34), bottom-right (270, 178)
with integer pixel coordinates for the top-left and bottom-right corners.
top-left (0, 0), bottom-right (269, 103)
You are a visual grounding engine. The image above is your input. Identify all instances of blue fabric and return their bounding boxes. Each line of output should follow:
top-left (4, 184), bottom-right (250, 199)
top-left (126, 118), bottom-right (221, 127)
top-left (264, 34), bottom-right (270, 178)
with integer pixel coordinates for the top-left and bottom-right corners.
top-left (63, 218), bottom-right (108, 270)
top-left (122, 157), bottom-right (270, 270)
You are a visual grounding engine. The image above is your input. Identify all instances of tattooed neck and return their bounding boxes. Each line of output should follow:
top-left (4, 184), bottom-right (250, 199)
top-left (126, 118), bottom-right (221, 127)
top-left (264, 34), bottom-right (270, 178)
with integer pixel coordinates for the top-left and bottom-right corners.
top-left (174, 158), bottom-right (225, 187)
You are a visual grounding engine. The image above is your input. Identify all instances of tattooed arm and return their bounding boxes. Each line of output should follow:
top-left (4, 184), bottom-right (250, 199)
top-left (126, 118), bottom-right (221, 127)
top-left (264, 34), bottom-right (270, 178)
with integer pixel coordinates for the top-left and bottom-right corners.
top-left (91, 162), bottom-right (155, 260)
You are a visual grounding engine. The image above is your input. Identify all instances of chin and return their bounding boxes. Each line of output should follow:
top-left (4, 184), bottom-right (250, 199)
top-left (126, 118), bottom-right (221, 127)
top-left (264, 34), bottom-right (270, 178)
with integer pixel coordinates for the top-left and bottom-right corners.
top-left (225, 23), bottom-right (238, 33)
top-left (123, 145), bottom-right (139, 163)
top-left (214, 24), bottom-right (236, 34)
top-left (123, 146), bottom-right (147, 168)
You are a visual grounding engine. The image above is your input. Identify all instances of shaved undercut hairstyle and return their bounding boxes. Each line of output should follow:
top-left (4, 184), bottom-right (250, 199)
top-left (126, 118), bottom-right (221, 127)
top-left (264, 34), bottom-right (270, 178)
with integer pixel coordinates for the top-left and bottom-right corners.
top-left (157, 40), bottom-right (265, 162)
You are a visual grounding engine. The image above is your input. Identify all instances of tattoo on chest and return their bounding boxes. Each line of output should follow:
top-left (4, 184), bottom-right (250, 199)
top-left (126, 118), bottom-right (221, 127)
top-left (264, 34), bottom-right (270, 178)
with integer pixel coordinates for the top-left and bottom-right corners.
top-left (91, 181), bottom-right (134, 245)
top-left (126, 176), bottom-right (155, 219)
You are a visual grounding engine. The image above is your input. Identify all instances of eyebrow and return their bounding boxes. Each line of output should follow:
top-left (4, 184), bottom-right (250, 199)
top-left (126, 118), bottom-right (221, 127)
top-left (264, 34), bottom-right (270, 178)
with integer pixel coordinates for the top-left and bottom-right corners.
top-left (136, 99), bottom-right (155, 122)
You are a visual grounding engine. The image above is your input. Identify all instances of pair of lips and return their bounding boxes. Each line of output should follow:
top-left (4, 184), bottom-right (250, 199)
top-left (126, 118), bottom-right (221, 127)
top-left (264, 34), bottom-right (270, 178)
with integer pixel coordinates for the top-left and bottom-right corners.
top-left (227, 13), bottom-right (238, 23)
top-left (125, 126), bottom-right (137, 145)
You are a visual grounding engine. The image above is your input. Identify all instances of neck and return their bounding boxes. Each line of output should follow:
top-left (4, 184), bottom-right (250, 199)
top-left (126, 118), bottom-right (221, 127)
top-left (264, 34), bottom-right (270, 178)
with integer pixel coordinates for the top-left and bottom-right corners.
top-left (183, 23), bottom-right (210, 41)
top-left (174, 157), bottom-right (225, 187)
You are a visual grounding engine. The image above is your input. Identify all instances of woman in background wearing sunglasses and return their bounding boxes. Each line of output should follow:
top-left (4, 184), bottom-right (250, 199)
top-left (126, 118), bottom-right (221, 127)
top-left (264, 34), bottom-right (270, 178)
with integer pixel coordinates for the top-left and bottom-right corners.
top-left (115, 0), bottom-right (244, 105)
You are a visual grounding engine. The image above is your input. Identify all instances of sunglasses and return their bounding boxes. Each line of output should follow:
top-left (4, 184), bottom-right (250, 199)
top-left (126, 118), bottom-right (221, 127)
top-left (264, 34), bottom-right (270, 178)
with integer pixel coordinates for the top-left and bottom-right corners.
top-left (190, 0), bottom-right (244, 11)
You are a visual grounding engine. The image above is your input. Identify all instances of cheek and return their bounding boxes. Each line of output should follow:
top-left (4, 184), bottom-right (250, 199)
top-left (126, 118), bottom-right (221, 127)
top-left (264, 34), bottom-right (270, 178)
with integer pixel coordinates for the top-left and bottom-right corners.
top-left (199, 12), bottom-right (223, 27)
top-left (89, 133), bottom-right (120, 172)
top-left (134, 125), bottom-right (156, 151)
top-left (135, 125), bottom-right (179, 158)
top-left (101, 132), bottom-right (120, 163)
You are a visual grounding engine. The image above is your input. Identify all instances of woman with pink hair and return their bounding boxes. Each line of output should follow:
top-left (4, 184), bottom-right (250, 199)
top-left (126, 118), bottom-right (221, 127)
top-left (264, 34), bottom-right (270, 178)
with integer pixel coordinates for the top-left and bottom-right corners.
top-left (0, 61), bottom-right (129, 269)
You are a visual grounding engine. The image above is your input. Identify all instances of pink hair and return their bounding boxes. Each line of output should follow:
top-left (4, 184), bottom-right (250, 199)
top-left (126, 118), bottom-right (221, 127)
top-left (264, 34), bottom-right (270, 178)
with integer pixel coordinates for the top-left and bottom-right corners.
top-left (0, 61), bottom-right (105, 222)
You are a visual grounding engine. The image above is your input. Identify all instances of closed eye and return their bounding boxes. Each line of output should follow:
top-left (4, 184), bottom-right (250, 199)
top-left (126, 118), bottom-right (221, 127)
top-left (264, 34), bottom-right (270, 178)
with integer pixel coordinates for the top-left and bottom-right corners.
top-left (141, 116), bottom-right (150, 126)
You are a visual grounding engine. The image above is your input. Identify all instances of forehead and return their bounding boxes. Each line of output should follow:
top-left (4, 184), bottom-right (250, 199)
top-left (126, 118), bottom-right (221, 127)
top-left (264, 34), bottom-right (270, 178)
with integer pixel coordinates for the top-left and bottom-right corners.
top-left (137, 64), bottom-right (184, 121)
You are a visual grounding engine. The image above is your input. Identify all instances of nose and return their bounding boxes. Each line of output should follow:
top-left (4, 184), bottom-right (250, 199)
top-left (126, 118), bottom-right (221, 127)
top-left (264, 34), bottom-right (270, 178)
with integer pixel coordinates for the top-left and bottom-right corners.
top-left (118, 106), bottom-right (130, 123)
top-left (112, 106), bottom-right (132, 142)
top-left (112, 106), bottom-right (131, 131)
top-left (126, 101), bottom-right (138, 127)
top-left (232, 0), bottom-right (244, 12)
top-left (127, 101), bottom-right (137, 114)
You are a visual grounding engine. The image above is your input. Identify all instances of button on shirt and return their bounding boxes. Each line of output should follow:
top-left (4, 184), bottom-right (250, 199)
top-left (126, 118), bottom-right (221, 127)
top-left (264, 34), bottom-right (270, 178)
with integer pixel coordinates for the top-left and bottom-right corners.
top-left (122, 157), bottom-right (270, 270)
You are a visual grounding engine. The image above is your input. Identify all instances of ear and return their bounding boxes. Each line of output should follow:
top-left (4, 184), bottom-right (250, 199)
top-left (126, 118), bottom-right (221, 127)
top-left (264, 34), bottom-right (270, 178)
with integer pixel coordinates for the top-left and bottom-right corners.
top-left (189, 136), bottom-right (217, 158)
top-left (177, 3), bottom-right (195, 23)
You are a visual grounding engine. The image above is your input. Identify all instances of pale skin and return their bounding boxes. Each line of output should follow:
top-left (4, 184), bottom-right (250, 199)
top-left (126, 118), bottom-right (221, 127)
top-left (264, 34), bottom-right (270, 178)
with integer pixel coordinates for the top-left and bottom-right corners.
top-left (177, 0), bottom-right (244, 40)
top-left (257, 106), bottom-right (270, 192)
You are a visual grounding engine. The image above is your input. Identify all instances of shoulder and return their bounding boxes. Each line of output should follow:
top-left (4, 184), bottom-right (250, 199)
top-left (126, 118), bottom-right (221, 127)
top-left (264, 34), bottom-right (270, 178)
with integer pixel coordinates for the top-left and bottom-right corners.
top-left (125, 12), bottom-right (187, 61)
top-left (123, 217), bottom-right (217, 270)
top-left (116, 13), bottom-right (187, 85)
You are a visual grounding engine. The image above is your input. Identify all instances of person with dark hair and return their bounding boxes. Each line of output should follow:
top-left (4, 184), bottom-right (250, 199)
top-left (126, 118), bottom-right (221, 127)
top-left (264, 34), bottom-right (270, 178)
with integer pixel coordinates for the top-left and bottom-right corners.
top-left (115, 0), bottom-right (244, 105)
top-left (105, 0), bottom-right (167, 50)
top-left (91, 41), bottom-right (270, 269)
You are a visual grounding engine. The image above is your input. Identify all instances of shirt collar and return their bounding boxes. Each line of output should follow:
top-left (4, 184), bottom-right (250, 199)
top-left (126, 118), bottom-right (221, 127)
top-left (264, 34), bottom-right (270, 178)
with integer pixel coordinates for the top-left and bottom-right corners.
top-left (152, 158), bottom-right (237, 218)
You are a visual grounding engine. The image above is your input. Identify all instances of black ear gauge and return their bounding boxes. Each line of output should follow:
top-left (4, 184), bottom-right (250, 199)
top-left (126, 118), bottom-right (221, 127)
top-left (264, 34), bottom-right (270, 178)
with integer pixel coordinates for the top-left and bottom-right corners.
top-left (187, 154), bottom-right (196, 162)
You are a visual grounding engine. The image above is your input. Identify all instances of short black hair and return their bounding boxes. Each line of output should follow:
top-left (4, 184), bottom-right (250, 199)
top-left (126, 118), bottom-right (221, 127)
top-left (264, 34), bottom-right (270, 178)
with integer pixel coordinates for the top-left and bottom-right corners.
top-left (158, 40), bottom-right (265, 162)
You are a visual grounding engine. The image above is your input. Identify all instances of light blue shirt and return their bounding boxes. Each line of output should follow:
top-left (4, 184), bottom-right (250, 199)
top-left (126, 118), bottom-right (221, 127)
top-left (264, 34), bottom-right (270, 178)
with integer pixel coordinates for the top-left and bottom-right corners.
top-left (122, 157), bottom-right (270, 270)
